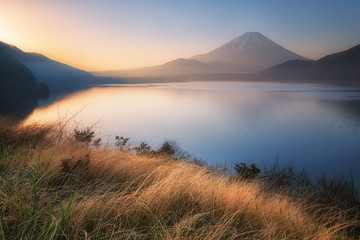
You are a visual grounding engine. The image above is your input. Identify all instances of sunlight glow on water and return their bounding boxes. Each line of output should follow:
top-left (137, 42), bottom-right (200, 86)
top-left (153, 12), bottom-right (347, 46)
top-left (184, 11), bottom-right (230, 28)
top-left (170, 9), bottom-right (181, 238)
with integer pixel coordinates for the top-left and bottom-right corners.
top-left (24, 82), bottom-right (360, 183)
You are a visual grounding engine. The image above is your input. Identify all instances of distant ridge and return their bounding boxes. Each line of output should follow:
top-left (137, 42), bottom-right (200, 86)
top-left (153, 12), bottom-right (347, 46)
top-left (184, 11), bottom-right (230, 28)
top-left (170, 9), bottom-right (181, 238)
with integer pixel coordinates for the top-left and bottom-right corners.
top-left (94, 32), bottom-right (308, 79)
top-left (93, 58), bottom-right (215, 79)
top-left (260, 43), bottom-right (360, 82)
top-left (0, 41), bottom-right (97, 91)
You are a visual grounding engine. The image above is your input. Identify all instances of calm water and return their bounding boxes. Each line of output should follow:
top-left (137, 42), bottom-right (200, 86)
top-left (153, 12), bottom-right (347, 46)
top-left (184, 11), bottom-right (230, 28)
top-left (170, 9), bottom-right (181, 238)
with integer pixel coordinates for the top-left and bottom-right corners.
top-left (24, 82), bottom-right (360, 183)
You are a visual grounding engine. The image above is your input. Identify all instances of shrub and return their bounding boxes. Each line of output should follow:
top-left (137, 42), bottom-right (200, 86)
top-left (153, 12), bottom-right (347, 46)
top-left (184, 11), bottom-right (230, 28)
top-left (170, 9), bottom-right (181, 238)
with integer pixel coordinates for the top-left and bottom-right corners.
top-left (115, 136), bottom-right (130, 150)
top-left (133, 141), bottom-right (153, 155)
top-left (234, 162), bottom-right (261, 180)
top-left (157, 140), bottom-right (176, 156)
top-left (74, 128), bottom-right (95, 144)
top-left (156, 140), bottom-right (191, 160)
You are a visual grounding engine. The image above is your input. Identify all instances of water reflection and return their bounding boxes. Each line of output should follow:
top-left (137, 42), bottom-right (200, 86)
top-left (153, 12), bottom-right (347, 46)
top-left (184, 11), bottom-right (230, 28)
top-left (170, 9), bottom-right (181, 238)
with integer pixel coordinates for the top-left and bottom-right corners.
top-left (24, 82), bottom-right (360, 184)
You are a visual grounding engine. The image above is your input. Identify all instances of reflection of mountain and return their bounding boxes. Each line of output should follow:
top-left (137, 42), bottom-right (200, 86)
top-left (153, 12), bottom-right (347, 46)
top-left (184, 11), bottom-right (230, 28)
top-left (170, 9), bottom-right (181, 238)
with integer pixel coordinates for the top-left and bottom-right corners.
top-left (93, 32), bottom-right (308, 80)
top-left (260, 44), bottom-right (360, 83)
top-left (0, 46), bottom-right (49, 119)
top-left (0, 41), bottom-right (98, 92)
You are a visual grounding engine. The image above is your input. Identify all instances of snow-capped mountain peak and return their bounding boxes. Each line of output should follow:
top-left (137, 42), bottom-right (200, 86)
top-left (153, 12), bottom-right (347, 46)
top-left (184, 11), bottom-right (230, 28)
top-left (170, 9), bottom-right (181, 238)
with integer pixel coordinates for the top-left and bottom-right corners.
top-left (191, 32), bottom-right (308, 72)
top-left (223, 32), bottom-right (281, 51)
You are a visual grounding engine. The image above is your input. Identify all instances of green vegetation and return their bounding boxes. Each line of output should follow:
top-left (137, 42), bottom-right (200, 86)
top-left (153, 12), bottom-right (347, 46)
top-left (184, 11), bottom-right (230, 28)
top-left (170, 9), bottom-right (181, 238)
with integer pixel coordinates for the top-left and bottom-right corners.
top-left (0, 116), bottom-right (359, 239)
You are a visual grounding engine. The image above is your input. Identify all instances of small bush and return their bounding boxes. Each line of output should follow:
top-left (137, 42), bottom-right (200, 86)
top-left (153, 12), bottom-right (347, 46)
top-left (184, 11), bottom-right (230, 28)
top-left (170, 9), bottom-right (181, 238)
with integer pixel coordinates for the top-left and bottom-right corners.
top-left (234, 162), bottom-right (261, 180)
top-left (156, 140), bottom-right (191, 160)
top-left (133, 141), bottom-right (153, 155)
top-left (93, 137), bottom-right (102, 147)
top-left (157, 140), bottom-right (176, 156)
top-left (74, 128), bottom-right (95, 144)
top-left (114, 136), bottom-right (130, 150)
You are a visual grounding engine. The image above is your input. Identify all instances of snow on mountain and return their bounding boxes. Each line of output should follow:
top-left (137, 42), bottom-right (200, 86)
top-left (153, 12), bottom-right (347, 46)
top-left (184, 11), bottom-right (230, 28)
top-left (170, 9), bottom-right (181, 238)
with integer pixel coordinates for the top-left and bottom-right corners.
top-left (220, 32), bottom-right (282, 51)
top-left (192, 32), bottom-right (309, 73)
top-left (94, 32), bottom-right (310, 79)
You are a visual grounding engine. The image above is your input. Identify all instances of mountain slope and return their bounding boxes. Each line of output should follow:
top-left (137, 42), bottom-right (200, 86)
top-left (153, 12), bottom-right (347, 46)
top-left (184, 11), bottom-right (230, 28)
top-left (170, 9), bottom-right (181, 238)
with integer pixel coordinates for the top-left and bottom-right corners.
top-left (93, 58), bottom-right (214, 79)
top-left (260, 44), bottom-right (360, 82)
top-left (95, 32), bottom-right (309, 80)
top-left (191, 32), bottom-right (308, 72)
top-left (0, 41), bottom-right (97, 91)
top-left (259, 60), bottom-right (316, 80)
top-left (308, 44), bottom-right (360, 81)
top-left (0, 46), bottom-right (49, 118)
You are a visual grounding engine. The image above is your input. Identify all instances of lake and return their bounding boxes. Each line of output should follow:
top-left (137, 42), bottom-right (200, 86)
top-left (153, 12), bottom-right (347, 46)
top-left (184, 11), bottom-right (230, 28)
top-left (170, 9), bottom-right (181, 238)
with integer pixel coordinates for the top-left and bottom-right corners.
top-left (24, 82), bottom-right (360, 184)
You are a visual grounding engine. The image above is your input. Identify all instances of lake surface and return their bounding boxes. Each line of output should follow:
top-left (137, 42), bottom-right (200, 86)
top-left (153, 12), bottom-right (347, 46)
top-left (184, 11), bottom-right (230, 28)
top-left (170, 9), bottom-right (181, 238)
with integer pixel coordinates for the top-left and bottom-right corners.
top-left (24, 82), bottom-right (360, 184)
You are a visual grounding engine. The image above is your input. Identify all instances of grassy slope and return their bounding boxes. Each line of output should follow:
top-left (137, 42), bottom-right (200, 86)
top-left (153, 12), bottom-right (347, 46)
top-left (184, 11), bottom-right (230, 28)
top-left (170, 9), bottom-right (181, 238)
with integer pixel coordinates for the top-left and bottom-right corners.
top-left (0, 116), bottom-right (355, 239)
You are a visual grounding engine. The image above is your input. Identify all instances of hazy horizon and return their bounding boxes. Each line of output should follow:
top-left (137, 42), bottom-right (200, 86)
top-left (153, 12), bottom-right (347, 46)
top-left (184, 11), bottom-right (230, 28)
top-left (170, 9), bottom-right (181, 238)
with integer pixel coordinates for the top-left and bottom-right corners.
top-left (1, 0), bottom-right (360, 71)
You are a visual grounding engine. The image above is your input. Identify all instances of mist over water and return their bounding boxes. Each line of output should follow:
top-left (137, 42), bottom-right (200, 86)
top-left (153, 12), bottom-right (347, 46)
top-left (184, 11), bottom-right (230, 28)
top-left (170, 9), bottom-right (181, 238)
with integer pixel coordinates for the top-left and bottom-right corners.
top-left (24, 82), bottom-right (360, 184)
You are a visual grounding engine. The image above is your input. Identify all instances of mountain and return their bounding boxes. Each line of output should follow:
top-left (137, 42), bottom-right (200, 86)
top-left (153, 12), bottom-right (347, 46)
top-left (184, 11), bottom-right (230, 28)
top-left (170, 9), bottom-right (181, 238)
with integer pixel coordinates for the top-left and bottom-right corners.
top-left (160, 58), bottom-right (210, 72)
top-left (94, 32), bottom-right (308, 80)
top-left (0, 46), bottom-right (49, 118)
top-left (191, 32), bottom-right (309, 73)
top-left (308, 44), bottom-right (360, 81)
top-left (259, 60), bottom-right (316, 80)
top-left (260, 44), bottom-right (360, 82)
top-left (0, 41), bottom-right (97, 92)
top-left (93, 58), bottom-right (215, 80)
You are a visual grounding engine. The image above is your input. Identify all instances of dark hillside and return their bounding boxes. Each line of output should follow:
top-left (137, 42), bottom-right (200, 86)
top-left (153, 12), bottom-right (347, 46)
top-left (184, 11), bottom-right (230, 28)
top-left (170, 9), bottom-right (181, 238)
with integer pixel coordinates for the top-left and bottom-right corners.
top-left (0, 47), bottom-right (49, 118)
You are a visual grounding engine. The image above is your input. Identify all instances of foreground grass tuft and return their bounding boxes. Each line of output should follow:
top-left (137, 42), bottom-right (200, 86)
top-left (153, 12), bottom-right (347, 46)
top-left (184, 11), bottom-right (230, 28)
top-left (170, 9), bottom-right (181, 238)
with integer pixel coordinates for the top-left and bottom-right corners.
top-left (0, 116), bottom-right (358, 239)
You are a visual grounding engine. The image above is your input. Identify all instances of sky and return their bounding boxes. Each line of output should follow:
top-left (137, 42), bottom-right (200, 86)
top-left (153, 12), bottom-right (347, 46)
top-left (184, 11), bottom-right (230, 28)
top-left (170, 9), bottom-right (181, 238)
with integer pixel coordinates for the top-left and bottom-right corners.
top-left (0, 0), bottom-right (360, 71)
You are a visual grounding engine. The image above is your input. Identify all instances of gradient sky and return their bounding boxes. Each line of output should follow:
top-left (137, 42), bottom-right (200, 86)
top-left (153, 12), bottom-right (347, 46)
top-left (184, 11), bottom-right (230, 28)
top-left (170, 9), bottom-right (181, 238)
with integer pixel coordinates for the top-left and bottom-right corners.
top-left (0, 0), bottom-right (359, 71)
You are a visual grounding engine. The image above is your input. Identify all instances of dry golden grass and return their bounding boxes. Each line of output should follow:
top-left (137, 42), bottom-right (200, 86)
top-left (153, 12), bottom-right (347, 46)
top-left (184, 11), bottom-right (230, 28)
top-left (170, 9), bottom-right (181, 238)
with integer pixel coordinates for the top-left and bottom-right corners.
top-left (0, 116), bottom-right (356, 239)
